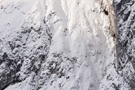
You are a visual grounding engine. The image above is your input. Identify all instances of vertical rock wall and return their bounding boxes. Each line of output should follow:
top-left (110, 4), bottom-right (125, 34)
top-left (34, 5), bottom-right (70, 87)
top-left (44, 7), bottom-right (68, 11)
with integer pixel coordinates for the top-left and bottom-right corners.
top-left (114, 0), bottom-right (135, 89)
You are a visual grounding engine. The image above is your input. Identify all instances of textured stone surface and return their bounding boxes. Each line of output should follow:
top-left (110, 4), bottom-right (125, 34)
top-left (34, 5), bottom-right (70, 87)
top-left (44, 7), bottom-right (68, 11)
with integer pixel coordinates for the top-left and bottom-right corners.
top-left (115, 0), bottom-right (135, 89)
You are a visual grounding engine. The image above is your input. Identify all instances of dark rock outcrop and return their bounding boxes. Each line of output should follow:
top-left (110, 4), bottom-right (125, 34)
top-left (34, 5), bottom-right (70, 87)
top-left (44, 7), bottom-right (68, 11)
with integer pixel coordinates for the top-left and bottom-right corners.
top-left (115, 0), bottom-right (135, 89)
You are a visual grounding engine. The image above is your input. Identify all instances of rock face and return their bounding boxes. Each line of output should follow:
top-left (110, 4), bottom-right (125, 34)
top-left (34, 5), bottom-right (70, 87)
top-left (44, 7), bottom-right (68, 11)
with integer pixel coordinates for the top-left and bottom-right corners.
top-left (115, 0), bottom-right (135, 89)
top-left (0, 0), bottom-right (134, 90)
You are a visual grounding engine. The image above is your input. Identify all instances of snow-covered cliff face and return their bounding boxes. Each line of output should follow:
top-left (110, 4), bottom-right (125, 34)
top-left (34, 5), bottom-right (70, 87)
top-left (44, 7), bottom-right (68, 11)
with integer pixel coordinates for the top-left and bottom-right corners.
top-left (114, 0), bottom-right (135, 89)
top-left (0, 0), bottom-right (133, 90)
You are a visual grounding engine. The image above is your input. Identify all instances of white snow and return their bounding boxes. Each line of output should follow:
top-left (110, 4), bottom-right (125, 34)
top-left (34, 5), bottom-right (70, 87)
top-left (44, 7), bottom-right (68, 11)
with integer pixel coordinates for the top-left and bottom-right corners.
top-left (0, 0), bottom-right (128, 90)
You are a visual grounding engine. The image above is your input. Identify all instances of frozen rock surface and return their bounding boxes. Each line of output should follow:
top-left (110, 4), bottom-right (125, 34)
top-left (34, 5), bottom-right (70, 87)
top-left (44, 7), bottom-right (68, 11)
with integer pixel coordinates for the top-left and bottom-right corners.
top-left (0, 0), bottom-right (134, 90)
